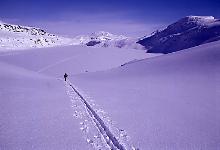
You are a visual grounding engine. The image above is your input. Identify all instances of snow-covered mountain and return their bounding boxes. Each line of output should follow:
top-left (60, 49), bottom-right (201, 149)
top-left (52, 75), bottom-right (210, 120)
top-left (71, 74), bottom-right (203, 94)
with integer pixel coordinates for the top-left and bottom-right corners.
top-left (0, 22), bottom-right (144, 51)
top-left (75, 31), bottom-right (127, 45)
top-left (137, 16), bottom-right (220, 53)
top-left (0, 21), bottom-right (78, 50)
top-left (3, 16), bottom-right (220, 53)
top-left (73, 31), bottom-right (144, 49)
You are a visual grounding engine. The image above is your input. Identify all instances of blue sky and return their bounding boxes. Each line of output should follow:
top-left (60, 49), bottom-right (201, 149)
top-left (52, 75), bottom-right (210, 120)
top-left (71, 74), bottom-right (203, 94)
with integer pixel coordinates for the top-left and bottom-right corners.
top-left (1, 0), bottom-right (219, 37)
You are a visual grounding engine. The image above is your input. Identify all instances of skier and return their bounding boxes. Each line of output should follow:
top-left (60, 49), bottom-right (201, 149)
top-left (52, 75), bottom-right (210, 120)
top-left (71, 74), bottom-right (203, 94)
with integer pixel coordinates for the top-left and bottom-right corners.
top-left (64, 73), bottom-right (68, 81)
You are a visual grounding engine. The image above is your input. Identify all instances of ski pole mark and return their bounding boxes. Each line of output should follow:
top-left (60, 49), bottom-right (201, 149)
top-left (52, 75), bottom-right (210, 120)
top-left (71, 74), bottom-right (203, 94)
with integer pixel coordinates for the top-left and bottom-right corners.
top-left (69, 83), bottom-right (126, 150)
top-left (65, 81), bottom-right (109, 149)
top-left (63, 79), bottom-right (137, 150)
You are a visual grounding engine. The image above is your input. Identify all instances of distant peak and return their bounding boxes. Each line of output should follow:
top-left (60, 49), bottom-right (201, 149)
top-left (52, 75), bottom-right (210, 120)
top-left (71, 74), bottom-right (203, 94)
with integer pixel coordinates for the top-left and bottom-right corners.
top-left (186, 15), bottom-right (215, 20)
top-left (176, 15), bottom-right (217, 26)
top-left (89, 31), bottom-right (127, 40)
top-left (91, 31), bottom-right (113, 36)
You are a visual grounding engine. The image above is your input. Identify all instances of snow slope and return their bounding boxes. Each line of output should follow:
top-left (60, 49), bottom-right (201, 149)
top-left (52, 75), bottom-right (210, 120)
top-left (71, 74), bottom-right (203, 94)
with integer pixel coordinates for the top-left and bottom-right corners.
top-left (138, 16), bottom-right (220, 53)
top-left (0, 36), bottom-right (218, 149)
top-left (70, 41), bottom-right (220, 149)
top-left (0, 45), bottom-right (156, 77)
top-left (0, 44), bottom-right (157, 149)
top-left (0, 61), bottom-right (91, 149)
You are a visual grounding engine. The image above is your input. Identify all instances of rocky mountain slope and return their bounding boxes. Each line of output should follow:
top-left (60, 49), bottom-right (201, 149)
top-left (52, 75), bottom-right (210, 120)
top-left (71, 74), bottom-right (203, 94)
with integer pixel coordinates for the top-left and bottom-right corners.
top-left (0, 21), bottom-right (76, 50)
top-left (0, 22), bottom-right (143, 51)
top-left (137, 16), bottom-right (220, 53)
top-left (2, 16), bottom-right (220, 53)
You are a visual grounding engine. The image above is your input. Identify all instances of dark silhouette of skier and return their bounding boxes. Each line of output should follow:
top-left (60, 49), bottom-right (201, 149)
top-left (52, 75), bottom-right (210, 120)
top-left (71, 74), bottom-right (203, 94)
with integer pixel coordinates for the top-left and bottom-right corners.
top-left (64, 73), bottom-right (68, 81)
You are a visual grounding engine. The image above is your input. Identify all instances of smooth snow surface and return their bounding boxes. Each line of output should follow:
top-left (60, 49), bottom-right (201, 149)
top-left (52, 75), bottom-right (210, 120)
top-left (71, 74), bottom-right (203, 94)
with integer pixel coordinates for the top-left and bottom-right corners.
top-left (0, 39), bottom-right (219, 149)
top-left (71, 41), bottom-right (220, 150)
top-left (0, 45), bottom-right (155, 149)
top-left (0, 62), bottom-right (90, 149)
top-left (0, 45), bottom-right (154, 77)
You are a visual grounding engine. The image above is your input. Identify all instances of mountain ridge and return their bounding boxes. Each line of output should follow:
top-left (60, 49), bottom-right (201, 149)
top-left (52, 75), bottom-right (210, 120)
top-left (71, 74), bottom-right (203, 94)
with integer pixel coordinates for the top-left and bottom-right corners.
top-left (137, 15), bottom-right (220, 53)
top-left (0, 21), bottom-right (75, 50)
top-left (1, 16), bottom-right (220, 52)
top-left (0, 22), bottom-right (143, 51)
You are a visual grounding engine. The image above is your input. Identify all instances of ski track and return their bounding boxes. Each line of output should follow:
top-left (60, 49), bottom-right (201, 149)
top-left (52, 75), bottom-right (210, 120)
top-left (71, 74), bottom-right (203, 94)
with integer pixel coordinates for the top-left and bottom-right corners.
top-left (63, 79), bottom-right (137, 150)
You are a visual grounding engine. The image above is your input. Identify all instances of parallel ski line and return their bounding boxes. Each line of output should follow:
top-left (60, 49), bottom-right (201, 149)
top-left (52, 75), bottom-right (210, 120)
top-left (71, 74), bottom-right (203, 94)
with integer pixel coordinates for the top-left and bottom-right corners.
top-left (68, 83), bottom-right (126, 150)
